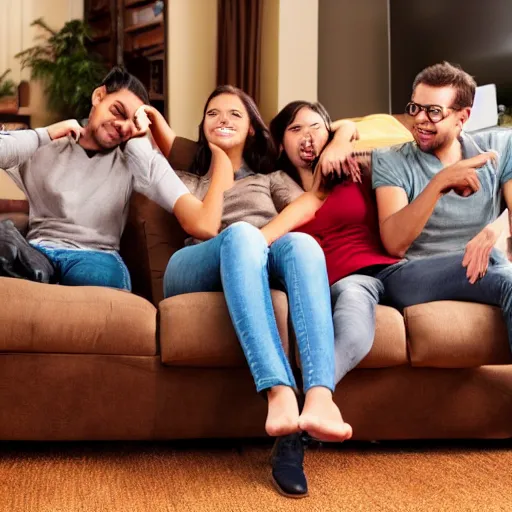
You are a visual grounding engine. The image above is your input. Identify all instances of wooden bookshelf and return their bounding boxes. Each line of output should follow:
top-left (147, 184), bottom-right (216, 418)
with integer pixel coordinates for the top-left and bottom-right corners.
top-left (84, 0), bottom-right (118, 69)
top-left (85, 0), bottom-right (168, 118)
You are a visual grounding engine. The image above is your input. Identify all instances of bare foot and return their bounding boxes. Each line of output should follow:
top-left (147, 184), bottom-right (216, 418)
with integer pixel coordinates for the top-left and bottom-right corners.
top-left (299, 387), bottom-right (352, 442)
top-left (265, 386), bottom-right (301, 437)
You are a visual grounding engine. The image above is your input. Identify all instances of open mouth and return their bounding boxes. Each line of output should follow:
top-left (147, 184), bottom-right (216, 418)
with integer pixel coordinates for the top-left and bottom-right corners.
top-left (416, 127), bottom-right (435, 135)
top-left (415, 125), bottom-right (436, 144)
top-left (299, 139), bottom-right (316, 161)
top-left (299, 147), bottom-right (316, 161)
top-left (214, 127), bottom-right (236, 136)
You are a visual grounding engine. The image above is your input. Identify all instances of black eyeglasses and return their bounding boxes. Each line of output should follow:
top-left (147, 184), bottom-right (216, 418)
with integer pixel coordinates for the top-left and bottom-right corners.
top-left (405, 102), bottom-right (461, 124)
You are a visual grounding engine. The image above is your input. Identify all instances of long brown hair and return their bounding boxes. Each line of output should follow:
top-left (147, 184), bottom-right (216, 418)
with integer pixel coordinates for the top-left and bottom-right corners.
top-left (190, 85), bottom-right (277, 175)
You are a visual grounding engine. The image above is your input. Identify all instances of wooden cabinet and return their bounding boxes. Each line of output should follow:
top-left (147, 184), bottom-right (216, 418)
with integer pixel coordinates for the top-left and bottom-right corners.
top-left (85, 0), bottom-right (167, 117)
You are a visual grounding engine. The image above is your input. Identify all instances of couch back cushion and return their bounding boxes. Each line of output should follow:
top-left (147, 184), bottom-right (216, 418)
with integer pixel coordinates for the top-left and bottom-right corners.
top-left (125, 193), bottom-right (187, 305)
top-left (123, 137), bottom-right (197, 305)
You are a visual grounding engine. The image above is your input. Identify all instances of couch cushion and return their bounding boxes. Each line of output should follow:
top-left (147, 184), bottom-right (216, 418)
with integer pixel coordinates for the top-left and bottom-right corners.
top-left (293, 304), bottom-right (407, 370)
top-left (159, 291), bottom-right (289, 367)
top-left (128, 193), bottom-right (187, 306)
top-left (125, 137), bottom-right (198, 307)
top-left (356, 305), bottom-right (408, 368)
top-left (0, 277), bottom-right (157, 355)
top-left (405, 301), bottom-right (512, 367)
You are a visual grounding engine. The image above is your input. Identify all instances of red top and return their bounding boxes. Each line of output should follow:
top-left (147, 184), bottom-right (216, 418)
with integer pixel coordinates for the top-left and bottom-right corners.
top-left (295, 178), bottom-right (400, 285)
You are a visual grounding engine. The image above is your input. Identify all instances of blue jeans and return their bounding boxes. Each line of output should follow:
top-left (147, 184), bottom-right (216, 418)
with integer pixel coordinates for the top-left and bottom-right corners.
top-left (330, 273), bottom-right (385, 384)
top-left (163, 222), bottom-right (335, 393)
top-left (32, 244), bottom-right (131, 290)
top-left (380, 249), bottom-right (512, 351)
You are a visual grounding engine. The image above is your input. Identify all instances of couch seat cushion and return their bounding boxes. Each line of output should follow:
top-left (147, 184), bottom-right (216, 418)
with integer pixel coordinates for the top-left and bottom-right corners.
top-left (356, 305), bottom-right (408, 368)
top-left (405, 301), bottom-right (512, 367)
top-left (296, 304), bottom-right (407, 369)
top-left (0, 277), bottom-right (157, 355)
top-left (159, 291), bottom-right (289, 367)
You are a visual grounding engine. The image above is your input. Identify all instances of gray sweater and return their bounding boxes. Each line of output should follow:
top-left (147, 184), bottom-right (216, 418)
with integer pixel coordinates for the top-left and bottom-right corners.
top-left (0, 128), bottom-right (189, 251)
top-left (177, 165), bottom-right (303, 245)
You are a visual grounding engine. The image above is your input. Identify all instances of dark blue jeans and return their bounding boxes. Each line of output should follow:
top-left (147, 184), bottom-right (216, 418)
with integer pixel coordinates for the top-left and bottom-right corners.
top-left (380, 249), bottom-right (512, 351)
top-left (32, 244), bottom-right (131, 290)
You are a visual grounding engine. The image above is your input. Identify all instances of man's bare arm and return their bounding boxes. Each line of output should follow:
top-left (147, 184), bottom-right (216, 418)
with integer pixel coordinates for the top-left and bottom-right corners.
top-left (376, 153), bottom-right (494, 258)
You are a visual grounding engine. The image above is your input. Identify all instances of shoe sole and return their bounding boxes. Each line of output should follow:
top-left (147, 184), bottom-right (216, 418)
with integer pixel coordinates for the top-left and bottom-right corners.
top-left (270, 475), bottom-right (309, 499)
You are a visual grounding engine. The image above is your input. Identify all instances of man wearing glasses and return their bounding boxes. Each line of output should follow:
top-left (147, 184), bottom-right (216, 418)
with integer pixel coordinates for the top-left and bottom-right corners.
top-left (371, 61), bottom-right (512, 351)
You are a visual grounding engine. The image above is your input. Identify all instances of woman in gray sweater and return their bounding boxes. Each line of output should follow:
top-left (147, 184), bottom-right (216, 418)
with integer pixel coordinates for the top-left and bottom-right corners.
top-left (144, 86), bottom-right (353, 449)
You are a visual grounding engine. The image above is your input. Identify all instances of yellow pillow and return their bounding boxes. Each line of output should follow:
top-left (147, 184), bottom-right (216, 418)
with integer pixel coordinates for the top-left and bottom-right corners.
top-left (333, 114), bottom-right (413, 152)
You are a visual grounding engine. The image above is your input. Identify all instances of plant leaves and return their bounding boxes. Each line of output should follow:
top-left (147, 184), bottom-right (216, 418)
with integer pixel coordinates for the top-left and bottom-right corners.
top-left (15, 18), bottom-right (108, 119)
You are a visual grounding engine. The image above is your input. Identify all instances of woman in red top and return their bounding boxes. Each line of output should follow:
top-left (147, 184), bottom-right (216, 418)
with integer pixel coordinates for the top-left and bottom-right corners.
top-left (265, 101), bottom-right (401, 385)
top-left (264, 103), bottom-right (402, 498)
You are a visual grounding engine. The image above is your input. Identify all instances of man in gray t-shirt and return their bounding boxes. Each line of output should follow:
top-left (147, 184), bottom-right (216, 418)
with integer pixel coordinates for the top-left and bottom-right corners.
top-left (0, 67), bottom-right (230, 290)
top-left (371, 62), bottom-right (512, 352)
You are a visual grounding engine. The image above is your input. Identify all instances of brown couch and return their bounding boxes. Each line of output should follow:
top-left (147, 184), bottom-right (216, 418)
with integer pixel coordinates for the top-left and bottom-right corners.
top-left (0, 137), bottom-right (511, 442)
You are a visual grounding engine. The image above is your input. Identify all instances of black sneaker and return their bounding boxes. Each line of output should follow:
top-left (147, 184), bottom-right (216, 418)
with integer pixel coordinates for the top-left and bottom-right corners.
top-left (270, 433), bottom-right (308, 498)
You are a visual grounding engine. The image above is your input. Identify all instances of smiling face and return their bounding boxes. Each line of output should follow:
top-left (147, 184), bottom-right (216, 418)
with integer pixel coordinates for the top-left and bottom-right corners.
top-left (410, 83), bottom-right (470, 154)
top-left (86, 86), bottom-right (145, 150)
top-left (202, 93), bottom-right (252, 152)
top-left (282, 107), bottom-right (330, 169)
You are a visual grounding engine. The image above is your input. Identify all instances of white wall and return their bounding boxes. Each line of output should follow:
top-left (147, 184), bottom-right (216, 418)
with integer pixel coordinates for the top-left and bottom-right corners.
top-left (259, 0), bottom-right (318, 123)
top-left (167, 0), bottom-right (218, 140)
top-left (0, 0), bottom-right (84, 128)
top-left (278, 0), bottom-right (318, 109)
top-left (0, 0), bottom-right (83, 199)
top-left (165, 0), bottom-right (317, 134)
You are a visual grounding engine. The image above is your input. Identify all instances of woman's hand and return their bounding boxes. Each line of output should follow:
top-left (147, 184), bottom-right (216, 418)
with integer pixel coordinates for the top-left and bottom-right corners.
top-left (317, 140), bottom-right (361, 184)
top-left (133, 105), bottom-right (156, 136)
top-left (317, 120), bottom-right (361, 183)
top-left (208, 142), bottom-right (234, 185)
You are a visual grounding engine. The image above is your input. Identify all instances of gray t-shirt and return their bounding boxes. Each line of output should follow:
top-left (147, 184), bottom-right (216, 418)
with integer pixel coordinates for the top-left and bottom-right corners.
top-left (0, 128), bottom-right (189, 251)
top-left (372, 129), bottom-right (512, 259)
top-left (176, 164), bottom-right (303, 246)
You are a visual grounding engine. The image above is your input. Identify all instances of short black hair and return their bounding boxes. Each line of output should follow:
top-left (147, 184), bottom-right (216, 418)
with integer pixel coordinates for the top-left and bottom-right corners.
top-left (413, 62), bottom-right (476, 109)
top-left (100, 66), bottom-right (149, 104)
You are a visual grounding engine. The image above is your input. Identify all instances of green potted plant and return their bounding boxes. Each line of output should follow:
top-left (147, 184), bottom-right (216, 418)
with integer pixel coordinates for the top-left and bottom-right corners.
top-left (16, 18), bottom-right (108, 120)
top-left (0, 69), bottom-right (18, 114)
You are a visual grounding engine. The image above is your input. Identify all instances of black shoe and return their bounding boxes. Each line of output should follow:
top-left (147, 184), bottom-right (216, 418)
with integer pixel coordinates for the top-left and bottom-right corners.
top-left (270, 433), bottom-right (308, 498)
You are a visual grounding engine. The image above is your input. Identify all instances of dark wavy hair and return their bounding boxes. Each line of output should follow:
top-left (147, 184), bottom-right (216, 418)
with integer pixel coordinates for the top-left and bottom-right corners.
top-left (270, 101), bottom-right (332, 184)
top-left (100, 66), bottom-right (149, 104)
top-left (190, 85), bottom-right (276, 175)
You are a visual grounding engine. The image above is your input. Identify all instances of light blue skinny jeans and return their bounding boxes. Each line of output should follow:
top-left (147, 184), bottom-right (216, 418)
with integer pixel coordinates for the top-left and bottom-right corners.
top-left (163, 222), bottom-right (336, 393)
